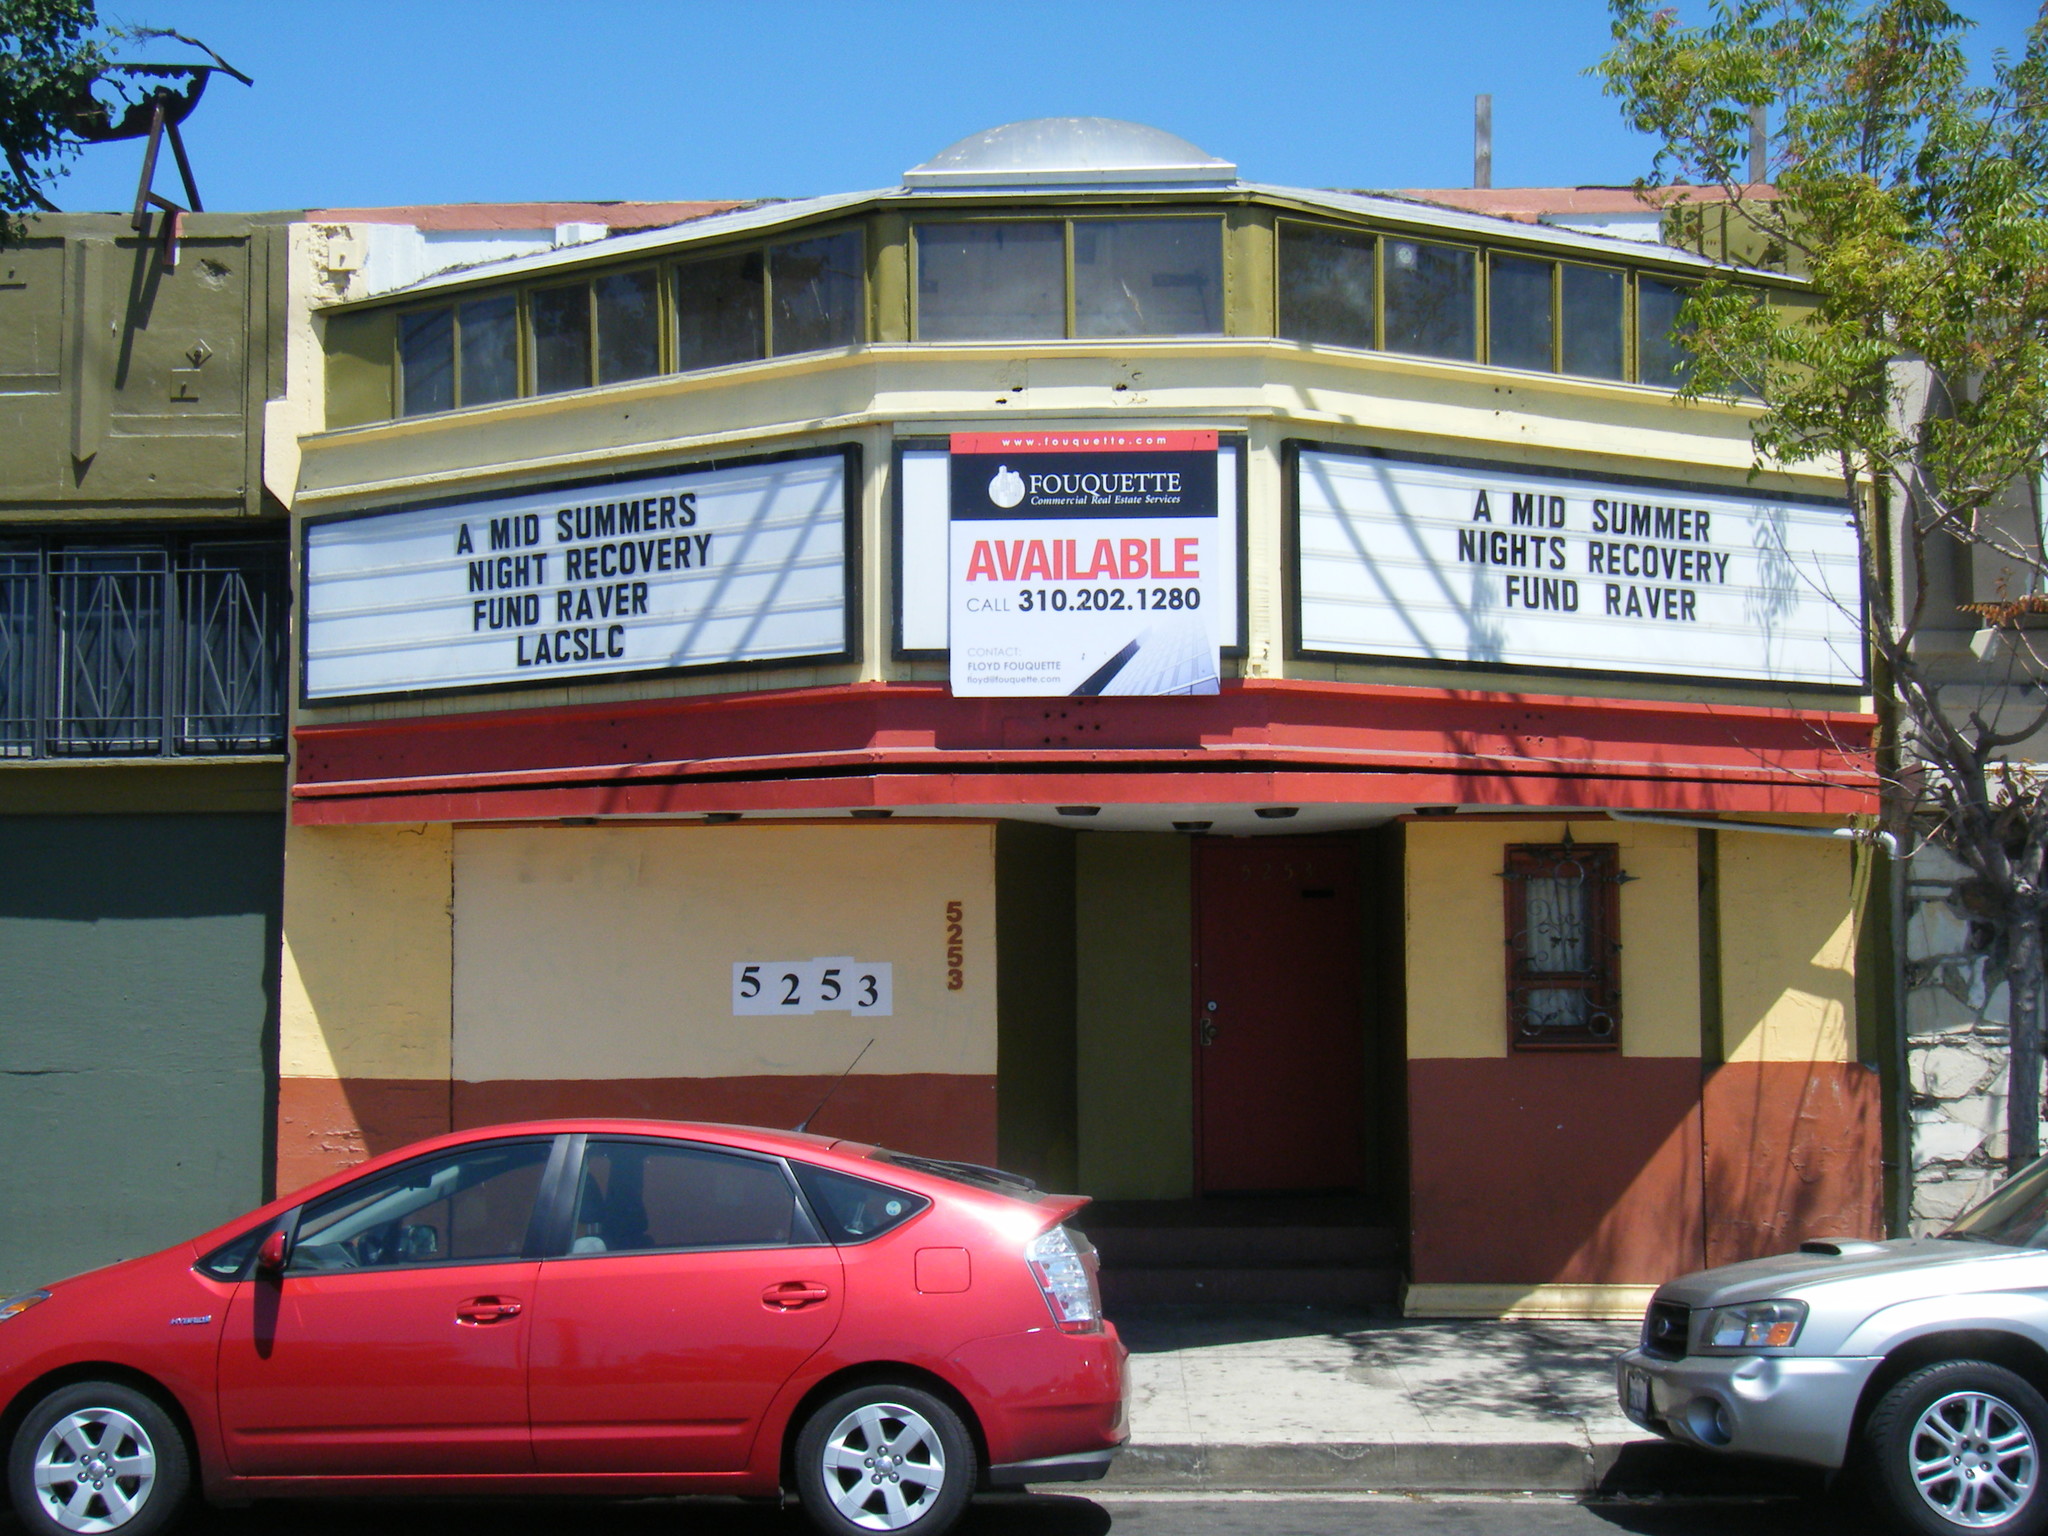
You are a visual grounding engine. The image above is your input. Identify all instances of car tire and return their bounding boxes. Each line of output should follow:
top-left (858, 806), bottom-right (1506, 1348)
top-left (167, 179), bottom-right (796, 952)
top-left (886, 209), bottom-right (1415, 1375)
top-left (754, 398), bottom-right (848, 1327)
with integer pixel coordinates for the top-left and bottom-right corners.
top-left (6, 1381), bottom-right (192, 1536)
top-left (1863, 1359), bottom-right (2048, 1536)
top-left (794, 1382), bottom-right (976, 1536)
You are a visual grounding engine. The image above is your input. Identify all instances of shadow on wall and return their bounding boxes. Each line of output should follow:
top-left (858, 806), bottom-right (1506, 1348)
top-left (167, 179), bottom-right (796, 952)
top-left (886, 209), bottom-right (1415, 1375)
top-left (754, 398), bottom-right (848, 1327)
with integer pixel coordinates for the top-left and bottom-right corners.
top-left (1703, 1057), bottom-right (1883, 1265)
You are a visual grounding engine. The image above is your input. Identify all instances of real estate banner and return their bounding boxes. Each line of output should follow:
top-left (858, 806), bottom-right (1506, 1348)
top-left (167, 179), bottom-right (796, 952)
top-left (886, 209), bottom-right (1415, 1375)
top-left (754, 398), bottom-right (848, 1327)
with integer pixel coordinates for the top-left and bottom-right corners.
top-left (947, 429), bottom-right (1225, 696)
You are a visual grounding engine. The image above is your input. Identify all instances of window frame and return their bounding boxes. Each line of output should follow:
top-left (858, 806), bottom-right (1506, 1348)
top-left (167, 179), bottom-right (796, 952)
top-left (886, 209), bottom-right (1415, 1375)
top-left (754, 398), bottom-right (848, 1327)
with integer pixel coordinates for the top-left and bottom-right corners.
top-left (546, 1133), bottom-right (830, 1261)
top-left (910, 212), bottom-right (1228, 343)
top-left (0, 531), bottom-right (288, 761)
top-left (1274, 216), bottom-right (1381, 353)
top-left (1270, 215), bottom-right (1719, 390)
top-left (283, 1134), bottom-right (566, 1275)
top-left (1379, 233), bottom-right (1482, 365)
top-left (1501, 838), bottom-right (1625, 1052)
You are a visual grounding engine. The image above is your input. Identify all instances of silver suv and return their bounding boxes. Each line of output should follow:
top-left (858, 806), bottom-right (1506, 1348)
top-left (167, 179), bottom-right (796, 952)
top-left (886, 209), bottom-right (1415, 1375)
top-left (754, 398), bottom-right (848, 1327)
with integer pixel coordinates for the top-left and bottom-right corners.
top-left (1619, 1158), bottom-right (2048, 1535)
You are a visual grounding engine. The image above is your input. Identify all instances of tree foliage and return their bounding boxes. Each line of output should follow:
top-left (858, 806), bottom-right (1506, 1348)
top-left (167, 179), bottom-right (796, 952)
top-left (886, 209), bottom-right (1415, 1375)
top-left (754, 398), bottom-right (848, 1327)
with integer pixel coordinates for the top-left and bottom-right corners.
top-left (1599, 0), bottom-right (2048, 1173)
top-left (0, 0), bottom-right (109, 243)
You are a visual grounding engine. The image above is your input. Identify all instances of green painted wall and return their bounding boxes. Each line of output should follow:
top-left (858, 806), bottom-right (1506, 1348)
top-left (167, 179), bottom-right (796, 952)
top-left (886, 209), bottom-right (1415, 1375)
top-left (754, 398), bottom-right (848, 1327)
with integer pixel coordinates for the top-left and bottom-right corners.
top-left (995, 822), bottom-right (1077, 1191)
top-left (1076, 832), bottom-right (1193, 1199)
top-left (0, 814), bottom-right (282, 1291)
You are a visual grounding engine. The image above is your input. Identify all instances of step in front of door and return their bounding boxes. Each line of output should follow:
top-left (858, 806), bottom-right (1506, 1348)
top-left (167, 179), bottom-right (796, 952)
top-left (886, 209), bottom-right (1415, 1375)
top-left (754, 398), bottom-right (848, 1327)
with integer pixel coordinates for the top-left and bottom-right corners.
top-left (1098, 1264), bottom-right (1402, 1308)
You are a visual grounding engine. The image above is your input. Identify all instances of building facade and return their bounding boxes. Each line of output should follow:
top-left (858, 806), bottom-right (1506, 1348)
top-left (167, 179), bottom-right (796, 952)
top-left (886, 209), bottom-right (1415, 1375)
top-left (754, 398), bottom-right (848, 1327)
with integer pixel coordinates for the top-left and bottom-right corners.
top-left (278, 120), bottom-right (1885, 1316)
top-left (0, 212), bottom-right (293, 1292)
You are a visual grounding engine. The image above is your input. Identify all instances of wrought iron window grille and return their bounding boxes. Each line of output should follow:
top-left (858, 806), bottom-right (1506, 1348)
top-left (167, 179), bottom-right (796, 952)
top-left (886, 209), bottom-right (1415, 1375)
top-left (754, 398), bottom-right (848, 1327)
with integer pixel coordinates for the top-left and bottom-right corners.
top-left (1499, 833), bottom-right (1633, 1050)
top-left (0, 535), bottom-right (286, 760)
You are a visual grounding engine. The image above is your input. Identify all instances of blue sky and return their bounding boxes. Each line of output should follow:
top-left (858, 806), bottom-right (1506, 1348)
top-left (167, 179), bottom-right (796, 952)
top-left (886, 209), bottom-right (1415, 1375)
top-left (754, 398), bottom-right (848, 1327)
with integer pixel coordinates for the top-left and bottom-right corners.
top-left (41, 0), bottom-right (2047, 214)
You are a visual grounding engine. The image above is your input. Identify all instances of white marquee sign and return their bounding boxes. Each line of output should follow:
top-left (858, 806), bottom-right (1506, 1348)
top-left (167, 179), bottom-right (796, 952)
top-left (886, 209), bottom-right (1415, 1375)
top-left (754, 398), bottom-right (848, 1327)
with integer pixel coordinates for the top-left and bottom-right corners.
top-left (1294, 447), bottom-right (1862, 688)
top-left (303, 451), bottom-right (852, 700)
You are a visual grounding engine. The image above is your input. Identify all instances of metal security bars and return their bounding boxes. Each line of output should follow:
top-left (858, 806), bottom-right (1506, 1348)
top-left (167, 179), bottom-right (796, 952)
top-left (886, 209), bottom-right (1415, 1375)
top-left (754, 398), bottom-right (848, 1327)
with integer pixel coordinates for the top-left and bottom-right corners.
top-left (0, 537), bottom-right (286, 759)
top-left (1502, 839), bottom-right (1629, 1050)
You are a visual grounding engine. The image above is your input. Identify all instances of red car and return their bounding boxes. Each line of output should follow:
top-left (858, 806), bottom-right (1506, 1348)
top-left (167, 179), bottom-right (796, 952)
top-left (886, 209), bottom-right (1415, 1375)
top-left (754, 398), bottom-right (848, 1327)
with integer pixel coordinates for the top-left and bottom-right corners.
top-left (0, 1120), bottom-right (1127, 1536)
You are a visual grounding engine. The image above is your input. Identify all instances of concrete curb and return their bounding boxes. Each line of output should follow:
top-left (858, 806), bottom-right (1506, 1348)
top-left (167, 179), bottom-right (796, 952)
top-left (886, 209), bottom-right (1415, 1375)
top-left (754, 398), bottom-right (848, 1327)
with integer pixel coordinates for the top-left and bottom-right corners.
top-left (1096, 1439), bottom-right (1823, 1495)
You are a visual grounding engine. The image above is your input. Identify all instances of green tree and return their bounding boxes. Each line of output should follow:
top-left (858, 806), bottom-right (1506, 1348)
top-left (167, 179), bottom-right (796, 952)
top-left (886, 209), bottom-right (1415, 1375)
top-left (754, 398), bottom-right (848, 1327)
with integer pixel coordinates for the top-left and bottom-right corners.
top-left (0, 0), bottom-right (110, 243)
top-left (1598, 0), bottom-right (2048, 1173)
top-left (0, 0), bottom-right (108, 243)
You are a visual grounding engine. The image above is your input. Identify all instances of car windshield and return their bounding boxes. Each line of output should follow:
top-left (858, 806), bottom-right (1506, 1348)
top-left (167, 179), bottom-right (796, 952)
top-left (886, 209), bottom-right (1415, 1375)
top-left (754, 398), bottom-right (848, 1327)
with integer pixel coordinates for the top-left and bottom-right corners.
top-left (1943, 1154), bottom-right (2048, 1248)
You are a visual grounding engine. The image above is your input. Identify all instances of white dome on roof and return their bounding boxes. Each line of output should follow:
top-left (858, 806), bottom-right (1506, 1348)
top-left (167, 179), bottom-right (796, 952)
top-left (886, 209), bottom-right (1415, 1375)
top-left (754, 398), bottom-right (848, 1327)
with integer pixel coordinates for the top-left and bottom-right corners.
top-left (903, 117), bottom-right (1236, 189)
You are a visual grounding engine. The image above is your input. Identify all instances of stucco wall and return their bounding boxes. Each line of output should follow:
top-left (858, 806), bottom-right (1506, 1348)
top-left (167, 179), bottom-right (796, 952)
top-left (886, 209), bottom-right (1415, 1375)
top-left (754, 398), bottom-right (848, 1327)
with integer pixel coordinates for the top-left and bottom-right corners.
top-left (1076, 833), bottom-right (1194, 1199)
top-left (278, 820), bottom-right (1002, 1190)
top-left (1404, 818), bottom-right (1878, 1294)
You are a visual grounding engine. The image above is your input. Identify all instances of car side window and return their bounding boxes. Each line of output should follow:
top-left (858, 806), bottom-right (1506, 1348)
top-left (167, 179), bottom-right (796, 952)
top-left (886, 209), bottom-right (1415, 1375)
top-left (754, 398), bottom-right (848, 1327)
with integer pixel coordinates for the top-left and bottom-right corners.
top-left (568, 1140), bottom-right (816, 1255)
top-left (289, 1140), bottom-right (551, 1273)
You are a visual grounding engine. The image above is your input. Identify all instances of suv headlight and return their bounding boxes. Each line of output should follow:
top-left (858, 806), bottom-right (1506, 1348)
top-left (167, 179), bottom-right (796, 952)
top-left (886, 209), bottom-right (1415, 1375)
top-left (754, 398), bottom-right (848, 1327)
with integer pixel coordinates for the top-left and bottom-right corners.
top-left (1704, 1298), bottom-right (1807, 1349)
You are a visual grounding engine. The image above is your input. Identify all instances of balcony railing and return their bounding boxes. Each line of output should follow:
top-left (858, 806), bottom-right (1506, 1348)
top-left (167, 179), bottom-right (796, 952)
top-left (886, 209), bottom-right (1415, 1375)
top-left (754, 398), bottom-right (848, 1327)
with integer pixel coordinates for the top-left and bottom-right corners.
top-left (0, 538), bottom-right (287, 759)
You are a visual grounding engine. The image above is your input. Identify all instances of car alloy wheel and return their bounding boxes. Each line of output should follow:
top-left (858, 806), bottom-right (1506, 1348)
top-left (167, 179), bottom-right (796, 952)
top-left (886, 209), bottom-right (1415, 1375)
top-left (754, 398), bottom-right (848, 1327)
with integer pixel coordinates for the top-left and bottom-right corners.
top-left (6, 1383), bottom-right (190, 1536)
top-left (796, 1384), bottom-right (975, 1536)
top-left (1866, 1360), bottom-right (2048, 1536)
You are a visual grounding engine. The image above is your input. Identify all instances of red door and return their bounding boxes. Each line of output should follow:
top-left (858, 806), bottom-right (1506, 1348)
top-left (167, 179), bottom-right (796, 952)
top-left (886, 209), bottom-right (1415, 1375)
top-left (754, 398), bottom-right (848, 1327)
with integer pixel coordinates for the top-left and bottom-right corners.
top-left (1194, 837), bottom-right (1368, 1192)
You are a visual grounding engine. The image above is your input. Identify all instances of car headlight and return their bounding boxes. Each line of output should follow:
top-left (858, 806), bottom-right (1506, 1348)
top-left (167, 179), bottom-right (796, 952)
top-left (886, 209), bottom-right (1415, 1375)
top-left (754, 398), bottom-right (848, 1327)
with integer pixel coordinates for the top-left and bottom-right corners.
top-left (1705, 1298), bottom-right (1807, 1349)
top-left (0, 1289), bottom-right (51, 1323)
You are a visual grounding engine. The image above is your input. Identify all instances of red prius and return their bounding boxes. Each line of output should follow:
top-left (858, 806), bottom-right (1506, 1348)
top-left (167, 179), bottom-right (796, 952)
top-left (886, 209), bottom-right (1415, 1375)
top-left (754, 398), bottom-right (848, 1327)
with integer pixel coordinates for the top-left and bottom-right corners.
top-left (0, 1121), bottom-right (1127, 1536)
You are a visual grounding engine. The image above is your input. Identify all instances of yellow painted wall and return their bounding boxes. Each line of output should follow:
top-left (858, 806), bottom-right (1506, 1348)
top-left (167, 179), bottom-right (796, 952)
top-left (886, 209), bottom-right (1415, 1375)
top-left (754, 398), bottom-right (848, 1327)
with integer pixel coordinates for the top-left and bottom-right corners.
top-left (1405, 820), bottom-right (1699, 1059)
top-left (449, 823), bottom-right (996, 1082)
top-left (1719, 834), bottom-right (1857, 1064)
top-left (280, 822), bottom-right (453, 1080)
top-left (1075, 833), bottom-right (1194, 1198)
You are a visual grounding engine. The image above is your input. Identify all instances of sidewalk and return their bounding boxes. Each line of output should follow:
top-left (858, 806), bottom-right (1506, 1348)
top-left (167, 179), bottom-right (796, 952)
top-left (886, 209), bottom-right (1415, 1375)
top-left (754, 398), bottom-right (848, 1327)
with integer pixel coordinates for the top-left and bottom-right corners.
top-left (1097, 1306), bottom-right (1813, 1495)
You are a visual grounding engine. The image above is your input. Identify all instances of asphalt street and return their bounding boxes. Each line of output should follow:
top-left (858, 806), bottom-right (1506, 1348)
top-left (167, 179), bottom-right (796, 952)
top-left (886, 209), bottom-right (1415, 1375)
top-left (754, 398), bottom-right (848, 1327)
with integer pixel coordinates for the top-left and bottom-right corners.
top-left (0, 1490), bottom-right (1881, 1536)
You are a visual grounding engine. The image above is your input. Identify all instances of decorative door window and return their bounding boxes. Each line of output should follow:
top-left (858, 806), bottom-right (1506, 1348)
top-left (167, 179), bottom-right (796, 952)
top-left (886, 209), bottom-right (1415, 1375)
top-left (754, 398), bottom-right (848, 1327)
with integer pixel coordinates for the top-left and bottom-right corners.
top-left (1502, 839), bottom-right (1626, 1050)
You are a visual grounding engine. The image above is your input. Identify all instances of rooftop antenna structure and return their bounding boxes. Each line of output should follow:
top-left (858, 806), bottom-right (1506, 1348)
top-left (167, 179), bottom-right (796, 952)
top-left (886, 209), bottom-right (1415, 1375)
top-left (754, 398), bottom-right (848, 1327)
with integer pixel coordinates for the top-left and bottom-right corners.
top-left (1474, 94), bottom-right (1493, 189)
top-left (7, 30), bottom-right (252, 269)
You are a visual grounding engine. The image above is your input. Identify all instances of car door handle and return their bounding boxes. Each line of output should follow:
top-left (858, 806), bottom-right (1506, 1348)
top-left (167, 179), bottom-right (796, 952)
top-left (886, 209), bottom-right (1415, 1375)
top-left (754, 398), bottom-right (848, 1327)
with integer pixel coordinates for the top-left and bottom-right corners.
top-left (762, 1281), bottom-right (831, 1310)
top-left (455, 1296), bottom-right (524, 1325)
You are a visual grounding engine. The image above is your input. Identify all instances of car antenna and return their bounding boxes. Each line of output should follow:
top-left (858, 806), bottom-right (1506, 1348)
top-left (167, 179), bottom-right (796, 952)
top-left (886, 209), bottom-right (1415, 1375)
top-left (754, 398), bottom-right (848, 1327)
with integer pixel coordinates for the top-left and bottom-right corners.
top-left (797, 1037), bottom-right (875, 1134)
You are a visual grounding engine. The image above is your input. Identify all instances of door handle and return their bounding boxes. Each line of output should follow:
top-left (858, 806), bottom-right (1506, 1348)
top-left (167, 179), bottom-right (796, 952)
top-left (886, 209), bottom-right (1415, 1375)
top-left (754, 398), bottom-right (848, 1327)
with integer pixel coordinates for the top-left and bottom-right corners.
top-left (1200, 1018), bottom-right (1217, 1046)
top-left (762, 1281), bottom-right (831, 1310)
top-left (455, 1296), bottom-right (524, 1325)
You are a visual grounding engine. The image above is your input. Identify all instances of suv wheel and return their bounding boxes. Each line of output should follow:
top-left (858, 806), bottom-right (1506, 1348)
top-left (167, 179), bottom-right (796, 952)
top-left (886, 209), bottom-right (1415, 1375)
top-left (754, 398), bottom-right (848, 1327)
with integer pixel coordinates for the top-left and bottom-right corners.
top-left (6, 1382), bottom-right (192, 1536)
top-left (795, 1383), bottom-right (975, 1536)
top-left (1864, 1359), bottom-right (2048, 1535)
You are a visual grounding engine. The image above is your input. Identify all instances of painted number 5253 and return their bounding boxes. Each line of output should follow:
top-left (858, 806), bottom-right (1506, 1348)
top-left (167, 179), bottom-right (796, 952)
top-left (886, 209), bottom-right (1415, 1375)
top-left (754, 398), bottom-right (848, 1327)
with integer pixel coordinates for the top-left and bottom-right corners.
top-left (733, 958), bottom-right (893, 1017)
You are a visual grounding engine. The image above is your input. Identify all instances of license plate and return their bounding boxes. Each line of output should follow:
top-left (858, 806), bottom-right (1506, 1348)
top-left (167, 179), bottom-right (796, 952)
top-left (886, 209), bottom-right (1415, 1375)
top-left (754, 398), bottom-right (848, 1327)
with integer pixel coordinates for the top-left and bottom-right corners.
top-left (1624, 1366), bottom-right (1653, 1421)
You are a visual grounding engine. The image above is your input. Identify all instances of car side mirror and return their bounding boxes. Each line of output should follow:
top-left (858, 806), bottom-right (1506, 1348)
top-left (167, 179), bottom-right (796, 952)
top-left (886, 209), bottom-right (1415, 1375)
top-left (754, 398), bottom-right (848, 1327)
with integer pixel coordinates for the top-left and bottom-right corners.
top-left (255, 1230), bottom-right (290, 1278)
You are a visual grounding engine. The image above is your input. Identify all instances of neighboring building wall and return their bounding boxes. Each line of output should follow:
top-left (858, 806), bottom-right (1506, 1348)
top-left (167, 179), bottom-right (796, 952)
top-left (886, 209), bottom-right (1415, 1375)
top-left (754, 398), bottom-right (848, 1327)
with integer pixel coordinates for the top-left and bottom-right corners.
top-left (0, 213), bottom-right (294, 1287)
top-left (1904, 842), bottom-right (2023, 1231)
top-left (0, 808), bottom-right (281, 1292)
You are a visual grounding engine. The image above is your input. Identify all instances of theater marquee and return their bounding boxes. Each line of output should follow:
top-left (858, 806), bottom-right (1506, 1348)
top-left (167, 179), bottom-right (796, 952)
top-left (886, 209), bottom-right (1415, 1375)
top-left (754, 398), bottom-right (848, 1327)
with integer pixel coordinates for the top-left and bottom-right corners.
top-left (1292, 444), bottom-right (1863, 688)
top-left (301, 448), bottom-right (854, 701)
